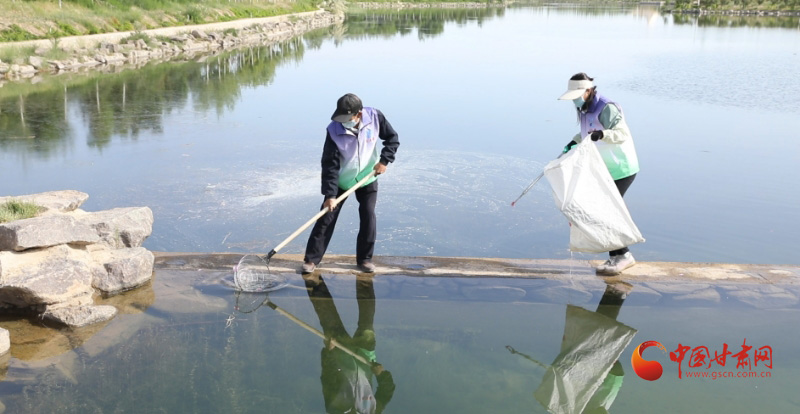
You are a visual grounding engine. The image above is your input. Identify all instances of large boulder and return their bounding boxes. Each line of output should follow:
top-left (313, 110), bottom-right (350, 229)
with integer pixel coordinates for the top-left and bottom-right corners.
top-left (0, 215), bottom-right (99, 251)
top-left (0, 245), bottom-right (98, 309)
top-left (76, 207), bottom-right (154, 249)
top-left (0, 190), bottom-right (88, 214)
top-left (91, 247), bottom-right (154, 293)
top-left (43, 305), bottom-right (117, 328)
top-left (0, 327), bottom-right (8, 355)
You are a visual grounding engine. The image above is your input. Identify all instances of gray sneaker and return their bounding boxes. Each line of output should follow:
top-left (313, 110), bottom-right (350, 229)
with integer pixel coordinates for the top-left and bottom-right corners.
top-left (301, 262), bottom-right (316, 274)
top-left (600, 252), bottom-right (636, 276)
top-left (595, 258), bottom-right (614, 274)
top-left (357, 261), bottom-right (376, 273)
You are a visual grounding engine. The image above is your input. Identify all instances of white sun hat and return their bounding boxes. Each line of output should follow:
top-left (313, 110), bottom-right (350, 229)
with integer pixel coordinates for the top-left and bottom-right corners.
top-left (557, 79), bottom-right (594, 100)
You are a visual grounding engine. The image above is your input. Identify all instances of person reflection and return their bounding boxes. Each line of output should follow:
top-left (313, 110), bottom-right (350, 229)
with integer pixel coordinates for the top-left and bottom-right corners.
top-left (508, 282), bottom-right (636, 414)
top-left (304, 274), bottom-right (395, 414)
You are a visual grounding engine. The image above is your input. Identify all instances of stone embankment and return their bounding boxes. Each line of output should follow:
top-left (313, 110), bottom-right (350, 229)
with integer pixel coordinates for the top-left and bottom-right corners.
top-left (353, 1), bottom-right (512, 9)
top-left (0, 10), bottom-right (343, 82)
top-left (0, 190), bottom-right (155, 342)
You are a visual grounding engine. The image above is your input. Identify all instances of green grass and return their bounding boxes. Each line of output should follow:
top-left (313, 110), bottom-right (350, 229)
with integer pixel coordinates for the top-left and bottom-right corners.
top-left (0, 46), bottom-right (37, 64)
top-left (0, 200), bottom-right (43, 223)
top-left (0, 25), bottom-right (38, 42)
top-left (0, 1), bottom-right (326, 44)
top-left (122, 31), bottom-right (153, 44)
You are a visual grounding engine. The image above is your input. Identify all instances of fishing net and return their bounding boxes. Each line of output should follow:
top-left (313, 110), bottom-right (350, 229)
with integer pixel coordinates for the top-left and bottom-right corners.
top-left (233, 254), bottom-right (288, 293)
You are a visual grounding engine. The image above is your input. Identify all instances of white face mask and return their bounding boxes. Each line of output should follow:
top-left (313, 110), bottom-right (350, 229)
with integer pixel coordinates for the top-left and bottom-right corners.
top-left (341, 119), bottom-right (357, 128)
top-left (573, 96), bottom-right (585, 109)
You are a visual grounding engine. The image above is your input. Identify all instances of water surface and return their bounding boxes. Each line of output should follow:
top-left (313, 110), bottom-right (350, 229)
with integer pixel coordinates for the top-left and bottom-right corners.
top-left (1, 5), bottom-right (799, 265)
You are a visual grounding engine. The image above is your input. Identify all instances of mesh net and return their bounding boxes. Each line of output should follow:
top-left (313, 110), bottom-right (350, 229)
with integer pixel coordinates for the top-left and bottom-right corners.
top-left (233, 254), bottom-right (288, 293)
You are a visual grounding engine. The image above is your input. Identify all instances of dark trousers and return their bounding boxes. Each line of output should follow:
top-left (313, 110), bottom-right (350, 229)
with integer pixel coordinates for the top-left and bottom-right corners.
top-left (304, 181), bottom-right (378, 265)
top-left (305, 275), bottom-right (376, 347)
top-left (609, 173), bottom-right (637, 257)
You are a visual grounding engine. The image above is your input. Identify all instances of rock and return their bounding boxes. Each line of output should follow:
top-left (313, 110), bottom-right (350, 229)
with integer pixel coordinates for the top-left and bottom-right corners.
top-left (0, 245), bottom-right (96, 308)
top-left (94, 54), bottom-right (107, 64)
top-left (0, 215), bottom-right (100, 251)
top-left (43, 305), bottom-right (117, 327)
top-left (528, 283), bottom-right (594, 305)
top-left (462, 285), bottom-right (527, 302)
top-left (0, 190), bottom-right (89, 214)
top-left (94, 276), bottom-right (155, 314)
top-left (80, 55), bottom-right (99, 66)
top-left (135, 39), bottom-right (148, 50)
top-left (49, 60), bottom-right (65, 71)
top-left (18, 65), bottom-right (36, 75)
top-left (0, 350), bottom-right (8, 383)
top-left (77, 207), bottom-right (153, 249)
top-left (673, 287), bottom-right (721, 304)
top-left (91, 247), bottom-right (154, 293)
top-left (725, 285), bottom-right (798, 309)
top-left (105, 53), bottom-right (126, 64)
top-left (0, 327), bottom-right (9, 355)
top-left (10, 64), bottom-right (19, 73)
top-left (28, 56), bottom-right (45, 69)
top-left (191, 29), bottom-right (207, 39)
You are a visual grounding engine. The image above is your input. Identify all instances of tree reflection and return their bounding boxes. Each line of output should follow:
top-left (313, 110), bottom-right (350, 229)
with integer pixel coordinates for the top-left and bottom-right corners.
top-left (0, 34), bottom-right (313, 158)
top-left (344, 7), bottom-right (505, 41)
top-left (672, 12), bottom-right (800, 28)
top-left (0, 8), bottom-right (508, 161)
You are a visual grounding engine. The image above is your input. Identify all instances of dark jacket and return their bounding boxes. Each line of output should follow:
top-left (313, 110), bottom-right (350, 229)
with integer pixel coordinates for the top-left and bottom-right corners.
top-left (321, 109), bottom-right (399, 198)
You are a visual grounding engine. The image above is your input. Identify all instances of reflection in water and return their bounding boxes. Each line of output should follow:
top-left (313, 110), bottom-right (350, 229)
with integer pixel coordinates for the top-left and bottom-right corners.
top-left (344, 6), bottom-right (505, 41)
top-left (672, 12), bottom-right (800, 29)
top-left (508, 283), bottom-right (637, 414)
top-left (0, 34), bottom-right (315, 158)
top-left (0, 7), bottom-right (503, 159)
top-left (304, 274), bottom-right (395, 414)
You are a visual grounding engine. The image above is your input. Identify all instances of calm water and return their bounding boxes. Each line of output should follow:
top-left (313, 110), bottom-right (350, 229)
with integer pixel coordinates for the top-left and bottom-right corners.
top-left (1, 5), bottom-right (799, 266)
top-left (0, 268), bottom-right (798, 413)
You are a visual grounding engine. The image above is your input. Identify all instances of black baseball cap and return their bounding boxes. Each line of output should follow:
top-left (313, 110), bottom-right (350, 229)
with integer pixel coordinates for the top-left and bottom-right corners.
top-left (331, 93), bottom-right (363, 122)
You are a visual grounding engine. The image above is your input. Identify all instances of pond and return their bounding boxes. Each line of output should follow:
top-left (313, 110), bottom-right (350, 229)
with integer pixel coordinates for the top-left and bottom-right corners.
top-left (0, 262), bottom-right (797, 413)
top-left (2, 5), bottom-right (799, 265)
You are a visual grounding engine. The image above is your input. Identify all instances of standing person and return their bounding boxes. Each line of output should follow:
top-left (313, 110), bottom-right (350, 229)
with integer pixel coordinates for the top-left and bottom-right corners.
top-left (558, 73), bottom-right (640, 275)
top-left (302, 93), bottom-right (400, 274)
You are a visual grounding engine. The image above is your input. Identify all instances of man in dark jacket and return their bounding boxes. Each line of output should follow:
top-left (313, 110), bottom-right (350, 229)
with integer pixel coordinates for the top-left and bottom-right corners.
top-left (302, 93), bottom-right (400, 274)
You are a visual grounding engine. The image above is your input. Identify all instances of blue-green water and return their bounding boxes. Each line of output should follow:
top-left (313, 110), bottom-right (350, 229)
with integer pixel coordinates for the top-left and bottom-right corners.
top-left (1, 10), bottom-right (800, 410)
top-left (0, 268), bottom-right (798, 413)
top-left (1, 6), bottom-right (798, 264)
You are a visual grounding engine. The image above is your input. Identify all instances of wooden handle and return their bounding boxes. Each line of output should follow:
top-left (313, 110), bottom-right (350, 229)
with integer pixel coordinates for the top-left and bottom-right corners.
top-left (268, 301), bottom-right (372, 365)
top-left (270, 171), bottom-right (378, 255)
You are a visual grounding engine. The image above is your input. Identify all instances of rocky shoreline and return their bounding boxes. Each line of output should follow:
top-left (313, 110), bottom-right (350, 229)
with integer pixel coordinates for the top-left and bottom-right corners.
top-left (0, 191), bottom-right (155, 330)
top-left (0, 9), bottom-right (343, 84)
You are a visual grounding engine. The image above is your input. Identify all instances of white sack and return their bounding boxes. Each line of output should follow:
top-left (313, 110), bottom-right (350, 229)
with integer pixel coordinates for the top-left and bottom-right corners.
top-left (534, 305), bottom-right (637, 414)
top-left (544, 138), bottom-right (644, 253)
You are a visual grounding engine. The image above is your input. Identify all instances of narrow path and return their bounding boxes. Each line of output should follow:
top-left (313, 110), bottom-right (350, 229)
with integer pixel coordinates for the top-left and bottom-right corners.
top-left (0, 9), bottom-right (330, 51)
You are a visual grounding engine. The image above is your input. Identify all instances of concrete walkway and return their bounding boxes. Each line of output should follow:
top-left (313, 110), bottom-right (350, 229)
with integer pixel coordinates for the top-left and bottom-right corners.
top-left (0, 9), bottom-right (329, 51)
top-left (154, 252), bottom-right (800, 285)
top-left (154, 252), bottom-right (800, 309)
